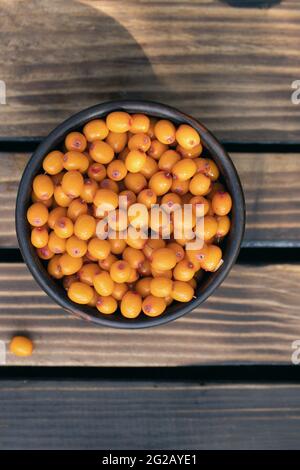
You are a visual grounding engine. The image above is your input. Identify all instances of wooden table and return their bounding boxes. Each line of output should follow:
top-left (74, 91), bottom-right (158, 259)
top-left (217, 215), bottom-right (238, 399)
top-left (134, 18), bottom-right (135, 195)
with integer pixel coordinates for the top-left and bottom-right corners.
top-left (1, 0), bottom-right (300, 450)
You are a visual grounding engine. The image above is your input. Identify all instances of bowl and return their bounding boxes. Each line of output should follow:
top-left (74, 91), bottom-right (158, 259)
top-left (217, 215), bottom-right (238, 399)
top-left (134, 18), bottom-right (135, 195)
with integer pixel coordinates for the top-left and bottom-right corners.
top-left (16, 100), bottom-right (245, 329)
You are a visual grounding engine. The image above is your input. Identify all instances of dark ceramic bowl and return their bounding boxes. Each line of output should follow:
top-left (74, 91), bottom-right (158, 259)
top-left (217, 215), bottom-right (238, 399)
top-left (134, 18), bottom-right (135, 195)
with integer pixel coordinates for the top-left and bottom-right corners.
top-left (16, 100), bottom-right (245, 329)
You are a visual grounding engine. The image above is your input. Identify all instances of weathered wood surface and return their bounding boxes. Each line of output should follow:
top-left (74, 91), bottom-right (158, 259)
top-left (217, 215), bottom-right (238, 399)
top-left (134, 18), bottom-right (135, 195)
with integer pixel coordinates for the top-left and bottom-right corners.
top-left (0, 263), bottom-right (298, 366)
top-left (0, 0), bottom-right (299, 141)
top-left (0, 380), bottom-right (300, 449)
top-left (1, 152), bottom-right (299, 247)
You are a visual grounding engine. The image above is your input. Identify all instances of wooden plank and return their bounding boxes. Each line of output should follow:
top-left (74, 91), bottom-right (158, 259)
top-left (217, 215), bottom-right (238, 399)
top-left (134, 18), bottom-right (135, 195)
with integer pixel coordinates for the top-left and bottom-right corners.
top-left (0, 380), bottom-right (300, 449)
top-left (0, 0), bottom-right (299, 141)
top-left (0, 262), bottom-right (299, 366)
top-left (2, 152), bottom-right (299, 247)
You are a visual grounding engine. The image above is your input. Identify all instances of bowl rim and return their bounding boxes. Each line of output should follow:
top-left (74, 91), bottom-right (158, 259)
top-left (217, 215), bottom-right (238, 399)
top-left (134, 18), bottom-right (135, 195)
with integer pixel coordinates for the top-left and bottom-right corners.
top-left (16, 100), bottom-right (245, 329)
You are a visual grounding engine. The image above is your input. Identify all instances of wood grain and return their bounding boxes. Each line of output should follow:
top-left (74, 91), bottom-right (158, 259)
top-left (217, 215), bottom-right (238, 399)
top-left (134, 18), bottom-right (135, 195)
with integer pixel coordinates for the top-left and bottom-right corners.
top-left (2, 152), bottom-right (299, 247)
top-left (0, 0), bottom-right (299, 141)
top-left (1, 380), bottom-right (300, 449)
top-left (0, 262), bottom-right (299, 366)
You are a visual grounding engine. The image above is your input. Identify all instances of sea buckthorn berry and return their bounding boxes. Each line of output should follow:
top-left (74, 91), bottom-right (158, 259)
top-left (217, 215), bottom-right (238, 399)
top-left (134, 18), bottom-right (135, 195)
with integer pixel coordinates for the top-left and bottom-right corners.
top-left (83, 119), bottom-right (109, 142)
top-left (80, 178), bottom-right (98, 203)
top-left (137, 189), bottom-right (157, 208)
top-left (48, 231), bottom-right (66, 254)
top-left (68, 282), bottom-right (94, 305)
top-left (99, 253), bottom-right (118, 271)
top-left (9, 336), bottom-right (33, 357)
top-left (119, 190), bottom-right (136, 207)
top-left (112, 282), bottom-right (128, 301)
top-left (93, 271), bottom-right (114, 296)
top-left (176, 124), bottom-right (200, 150)
top-left (110, 260), bottom-right (131, 283)
top-left (107, 160), bottom-right (127, 181)
top-left (177, 143), bottom-right (203, 158)
top-left (66, 235), bottom-right (87, 258)
top-left (186, 243), bottom-right (209, 265)
top-left (54, 216), bottom-right (74, 239)
top-left (43, 150), bottom-right (64, 175)
top-left (125, 268), bottom-right (138, 283)
top-left (216, 215), bottom-right (231, 238)
top-left (148, 139), bottom-right (168, 160)
top-left (89, 140), bottom-right (114, 164)
top-left (140, 156), bottom-right (158, 179)
top-left (123, 247), bottom-right (145, 269)
top-left (63, 151), bottom-right (89, 173)
top-left (31, 226), bottom-right (49, 248)
top-left (143, 238), bottom-right (165, 260)
top-left (212, 191), bottom-right (232, 216)
top-left (205, 159), bottom-right (220, 181)
top-left (173, 259), bottom-right (196, 282)
top-left (151, 267), bottom-right (173, 279)
top-left (61, 170), bottom-right (84, 198)
top-left (99, 178), bottom-right (119, 193)
top-left (47, 255), bottom-right (63, 279)
top-left (136, 277), bottom-right (152, 297)
top-left (126, 230), bottom-right (147, 250)
top-left (130, 114), bottom-right (150, 134)
top-left (142, 295), bottom-right (166, 317)
top-left (128, 133), bottom-right (151, 152)
top-left (199, 244), bottom-right (222, 272)
top-left (189, 173), bottom-right (211, 196)
top-left (154, 120), bottom-right (176, 145)
top-left (96, 296), bottom-right (118, 314)
top-left (37, 245), bottom-right (54, 260)
top-left (171, 178), bottom-right (189, 195)
top-left (149, 171), bottom-right (172, 196)
top-left (201, 215), bottom-right (218, 241)
top-left (137, 259), bottom-right (152, 277)
top-left (125, 149), bottom-right (147, 173)
top-left (161, 193), bottom-right (182, 213)
top-left (172, 158), bottom-right (197, 181)
top-left (88, 238), bottom-right (110, 260)
top-left (120, 291), bottom-right (142, 319)
top-left (106, 111), bottom-right (132, 133)
top-left (59, 253), bottom-right (83, 275)
top-left (151, 247), bottom-right (177, 271)
top-left (63, 274), bottom-right (79, 290)
top-left (109, 237), bottom-right (127, 255)
top-left (33, 174), bottom-right (54, 200)
top-left (158, 150), bottom-right (181, 172)
top-left (74, 214), bottom-right (96, 240)
top-left (27, 203), bottom-right (48, 227)
top-left (171, 281), bottom-right (194, 302)
top-left (87, 162), bottom-right (106, 182)
top-left (78, 263), bottom-right (100, 285)
top-left (190, 196), bottom-right (210, 216)
top-left (65, 131), bottom-right (87, 153)
top-left (167, 242), bottom-right (185, 262)
top-left (53, 185), bottom-right (73, 207)
top-left (150, 277), bottom-right (173, 298)
top-left (124, 172), bottom-right (147, 193)
top-left (31, 191), bottom-right (53, 208)
top-left (106, 131), bottom-right (128, 153)
top-left (67, 198), bottom-right (88, 222)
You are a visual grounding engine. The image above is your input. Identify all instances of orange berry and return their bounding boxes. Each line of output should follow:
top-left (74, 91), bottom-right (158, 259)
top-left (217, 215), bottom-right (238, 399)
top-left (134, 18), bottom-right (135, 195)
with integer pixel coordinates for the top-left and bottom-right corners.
top-left (150, 277), bottom-right (172, 297)
top-left (176, 124), bottom-right (200, 150)
top-left (142, 295), bottom-right (166, 317)
top-left (53, 185), bottom-right (73, 207)
top-left (37, 245), bottom-right (54, 260)
top-left (112, 282), bottom-right (128, 301)
top-left (106, 131), bottom-right (128, 153)
top-left (216, 215), bottom-right (231, 238)
top-left (171, 281), bottom-right (194, 302)
top-left (148, 139), bottom-right (168, 160)
top-left (126, 231), bottom-right (147, 250)
top-left (31, 191), bottom-right (53, 208)
top-left (151, 267), bottom-right (173, 279)
top-left (93, 189), bottom-right (119, 216)
top-left (172, 158), bottom-right (197, 181)
top-left (128, 133), bottom-right (151, 152)
top-left (88, 238), bottom-right (110, 260)
top-left (99, 253), bottom-right (118, 271)
top-left (43, 150), bottom-right (64, 175)
top-left (66, 235), bottom-right (87, 258)
top-left (74, 214), bottom-right (96, 240)
top-left (161, 193), bottom-right (182, 213)
top-left (65, 131), bottom-right (87, 152)
top-left (99, 178), bottom-right (119, 193)
top-left (119, 190), bottom-right (136, 208)
top-left (137, 259), bottom-right (152, 277)
top-left (137, 189), bottom-right (157, 209)
top-left (61, 170), bottom-right (84, 198)
top-left (54, 216), bottom-right (74, 239)
top-left (135, 277), bottom-right (152, 297)
top-left (200, 244), bottom-right (222, 272)
top-left (9, 336), bottom-right (33, 357)
top-left (110, 260), bottom-right (131, 283)
top-left (47, 255), bottom-right (64, 279)
top-left (48, 231), bottom-right (66, 254)
top-left (167, 242), bottom-right (185, 262)
top-left (122, 247), bottom-right (145, 269)
top-left (124, 172), bottom-right (147, 193)
top-left (151, 248), bottom-right (177, 271)
top-left (130, 114), bottom-right (150, 134)
top-left (158, 150), bottom-right (181, 171)
top-left (33, 174), bottom-right (54, 200)
top-left (59, 253), bottom-right (83, 275)
top-left (171, 178), bottom-right (190, 195)
top-left (154, 119), bottom-right (176, 145)
top-left (93, 271), bottom-right (114, 296)
top-left (189, 173), bottom-right (211, 196)
top-left (125, 149), bottom-right (147, 173)
top-left (27, 203), bottom-right (48, 227)
top-left (80, 178), bottom-right (98, 203)
top-left (107, 160), bottom-right (127, 181)
top-left (89, 140), bottom-right (114, 164)
top-left (48, 207), bottom-right (67, 229)
top-left (106, 111), bottom-right (132, 133)
top-left (68, 281), bottom-right (94, 304)
top-left (173, 259), bottom-right (196, 282)
top-left (67, 198), bottom-right (88, 222)
top-left (120, 291), bottom-right (142, 318)
top-left (96, 295), bottom-right (118, 314)
top-left (78, 263), bottom-right (100, 285)
top-left (31, 226), bottom-right (49, 248)
top-left (83, 119), bottom-right (109, 142)
top-left (149, 171), bottom-right (172, 196)
top-left (177, 143), bottom-right (203, 158)
top-left (87, 162), bottom-right (106, 182)
top-left (143, 238), bottom-right (166, 260)
top-left (109, 237), bottom-right (127, 255)
top-left (140, 156), bottom-right (158, 179)
top-left (63, 151), bottom-right (89, 173)
top-left (190, 196), bottom-right (210, 216)
top-left (211, 191), bottom-right (232, 216)
top-left (202, 215), bottom-right (218, 241)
